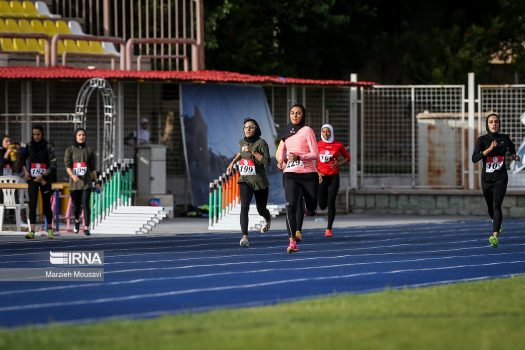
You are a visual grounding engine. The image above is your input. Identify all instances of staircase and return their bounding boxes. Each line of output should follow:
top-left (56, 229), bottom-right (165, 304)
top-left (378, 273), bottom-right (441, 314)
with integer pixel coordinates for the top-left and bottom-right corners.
top-left (90, 159), bottom-right (170, 235)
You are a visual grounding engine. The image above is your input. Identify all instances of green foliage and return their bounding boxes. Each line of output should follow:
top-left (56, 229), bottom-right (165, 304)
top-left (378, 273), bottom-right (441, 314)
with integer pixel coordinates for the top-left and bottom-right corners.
top-left (203, 0), bottom-right (525, 83)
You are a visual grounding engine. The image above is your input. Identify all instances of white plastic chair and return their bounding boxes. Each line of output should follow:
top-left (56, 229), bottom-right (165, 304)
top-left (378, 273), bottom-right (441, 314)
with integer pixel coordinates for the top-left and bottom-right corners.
top-left (0, 176), bottom-right (31, 232)
top-left (35, 1), bottom-right (61, 18)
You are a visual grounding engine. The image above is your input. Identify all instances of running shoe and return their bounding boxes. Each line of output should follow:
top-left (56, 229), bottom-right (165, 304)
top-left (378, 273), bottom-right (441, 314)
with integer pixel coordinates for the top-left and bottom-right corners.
top-left (489, 235), bottom-right (498, 248)
top-left (261, 217), bottom-right (271, 233)
top-left (325, 229), bottom-right (333, 237)
top-left (73, 220), bottom-right (80, 234)
top-left (287, 240), bottom-right (299, 253)
top-left (47, 229), bottom-right (55, 239)
top-left (25, 231), bottom-right (35, 239)
top-left (239, 235), bottom-right (249, 247)
top-left (84, 229), bottom-right (91, 236)
top-left (295, 230), bottom-right (302, 243)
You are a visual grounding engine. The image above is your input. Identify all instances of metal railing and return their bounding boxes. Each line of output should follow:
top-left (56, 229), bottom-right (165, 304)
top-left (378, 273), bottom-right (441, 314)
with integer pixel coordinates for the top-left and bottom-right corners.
top-left (208, 167), bottom-right (240, 229)
top-left (90, 159), bottom-right (134, 230)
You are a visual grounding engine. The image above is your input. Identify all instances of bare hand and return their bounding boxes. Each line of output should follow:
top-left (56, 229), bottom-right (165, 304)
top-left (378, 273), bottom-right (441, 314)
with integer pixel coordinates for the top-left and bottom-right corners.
top-left (242, 145), bottom-right (250, 152)
top-left (490, 140), bottom-right (497, 150)
top-left (71, 174), bottom-right (79, 183)
top-left (226, 164), bottom-right (233, 175)
top-left (287, 153), bottom-right (298, 162)
top-left (513, 154), bottom-right (521, 162)
top-left (318, 172), bottom-right (324, 184)
top-left (35, 174), bottom-right (43, 183)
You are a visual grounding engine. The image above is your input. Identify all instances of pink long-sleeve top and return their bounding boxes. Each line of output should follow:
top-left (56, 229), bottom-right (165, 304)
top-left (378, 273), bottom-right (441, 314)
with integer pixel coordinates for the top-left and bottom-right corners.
top-left (277, 126), bottom-right (319, 173)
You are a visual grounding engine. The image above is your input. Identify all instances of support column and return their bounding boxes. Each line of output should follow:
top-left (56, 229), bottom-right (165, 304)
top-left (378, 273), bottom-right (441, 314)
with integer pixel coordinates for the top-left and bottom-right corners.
top-left (349, 74), bottom-right (358, 189)
top-left (468, 72), bottom-right (475, 190)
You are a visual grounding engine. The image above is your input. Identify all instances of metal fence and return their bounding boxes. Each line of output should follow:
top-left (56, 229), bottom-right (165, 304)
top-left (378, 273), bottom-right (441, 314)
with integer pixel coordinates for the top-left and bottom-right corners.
top-left (2, 76), bottom-right (525, 205)
top-left (360, 86), bottom-right (465, 188)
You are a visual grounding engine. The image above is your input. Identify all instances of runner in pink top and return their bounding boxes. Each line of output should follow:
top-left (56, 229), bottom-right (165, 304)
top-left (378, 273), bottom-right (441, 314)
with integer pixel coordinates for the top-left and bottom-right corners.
top-left (277, 104), bottom-right (319, 253)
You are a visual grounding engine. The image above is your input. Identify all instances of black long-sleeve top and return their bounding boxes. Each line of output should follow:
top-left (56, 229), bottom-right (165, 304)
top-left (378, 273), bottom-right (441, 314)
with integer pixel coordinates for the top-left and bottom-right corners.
top-left (472, 133), bottom-right (516, 183)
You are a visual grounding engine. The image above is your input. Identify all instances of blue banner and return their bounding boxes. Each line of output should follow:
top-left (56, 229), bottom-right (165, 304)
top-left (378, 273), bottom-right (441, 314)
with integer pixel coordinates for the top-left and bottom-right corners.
top-left (181, 83), bottom-right (285, 206)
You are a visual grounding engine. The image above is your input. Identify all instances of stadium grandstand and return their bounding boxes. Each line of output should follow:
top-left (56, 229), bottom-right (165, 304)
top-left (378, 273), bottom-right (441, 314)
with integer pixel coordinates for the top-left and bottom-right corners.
top-left (0, 0), bottom-right (374, 213)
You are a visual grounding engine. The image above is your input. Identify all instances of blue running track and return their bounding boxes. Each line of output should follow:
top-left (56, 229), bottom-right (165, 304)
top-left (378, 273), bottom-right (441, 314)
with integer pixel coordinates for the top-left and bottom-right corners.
top-left (1, 219), bottom-right (524, 328)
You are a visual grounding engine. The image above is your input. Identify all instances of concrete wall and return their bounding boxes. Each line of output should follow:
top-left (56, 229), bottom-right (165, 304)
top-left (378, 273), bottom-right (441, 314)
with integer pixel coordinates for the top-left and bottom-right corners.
top-left (341, 189), bottom-right (525, 217)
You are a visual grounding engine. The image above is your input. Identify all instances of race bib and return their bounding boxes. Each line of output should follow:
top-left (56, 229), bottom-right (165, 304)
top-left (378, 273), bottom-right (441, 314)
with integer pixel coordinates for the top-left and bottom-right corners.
top-left (237, 159), bottom-right (256, 176)
top-left (30, 163), bottom-right (46, 177)
top-left (73, 162), bottom-right (88, 176)
top-left (286, 159), bottom-right (304, 169)
top-left (319, 151), bottom-right (334, 163)
top-left (486, 156), bottom-right (504, 173)
top-left (2, 164), bottom-right (12, 175)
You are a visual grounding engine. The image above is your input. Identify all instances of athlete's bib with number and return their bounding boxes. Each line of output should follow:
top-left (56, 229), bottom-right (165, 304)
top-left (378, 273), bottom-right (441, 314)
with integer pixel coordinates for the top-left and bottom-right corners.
top-left (286, 159), bottom-right (304, 169)
top-left (30, 163), bottom-right (46, 177)
top-left (486, 156), bottom-right (504, 173)
top-left (319, 150), bottom-right (334, 163)
top-left (73, 162), bottom-right (88, 176)
top-left (237, 159), bottom-right (256, 176)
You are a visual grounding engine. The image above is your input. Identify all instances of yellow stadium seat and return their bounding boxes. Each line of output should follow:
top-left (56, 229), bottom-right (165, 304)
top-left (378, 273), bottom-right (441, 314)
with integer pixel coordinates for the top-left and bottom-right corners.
top-left (30, 19), bottom-right (46, 33)
top-left (63, 39), bottom-right (79, 53)
top-left (0, 38), bottom-right (16, 51)
top-left (2, 18), bottom-right (28, 51)
top-left (5, 18), bottom-right (20, 32)
top-left (18, 19), bottom-right (44, 53)
top-left (76, 39), bottom-right (92, 53)
top-left (17, 18), bottom-right (32, 32)
top-left (0, 1), bottom-right (13, 16)
top-left (89, 41), bottom-right (106, 54)
top-left (43, 19), bottom-right (58, 34)
top-left (9, 0), bottom-right (27, 17)
top-left (55, 20), bottom-right (71, 34)
top-left (22, 1), bottom-right (43, 17)
top-left (0, 18), bottom-right (7, 31)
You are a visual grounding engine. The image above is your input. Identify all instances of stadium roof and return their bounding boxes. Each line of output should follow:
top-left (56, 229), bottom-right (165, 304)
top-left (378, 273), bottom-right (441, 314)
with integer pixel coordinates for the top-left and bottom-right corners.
top-left (0, 66), bottom-right (375, 86)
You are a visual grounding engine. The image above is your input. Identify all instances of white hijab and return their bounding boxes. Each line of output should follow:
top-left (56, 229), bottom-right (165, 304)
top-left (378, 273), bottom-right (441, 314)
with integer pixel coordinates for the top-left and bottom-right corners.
top-left (320, 124), bottom-right (334, 143)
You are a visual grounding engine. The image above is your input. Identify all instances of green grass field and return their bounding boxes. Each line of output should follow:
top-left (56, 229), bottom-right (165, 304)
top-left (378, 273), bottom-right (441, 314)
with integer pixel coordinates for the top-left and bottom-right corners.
top-left (1, 275), bottom-right (524, 350)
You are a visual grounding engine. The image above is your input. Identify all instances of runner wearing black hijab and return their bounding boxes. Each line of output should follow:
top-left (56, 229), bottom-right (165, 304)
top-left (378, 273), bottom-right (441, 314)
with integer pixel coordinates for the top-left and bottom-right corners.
top-left (23, 125), bottom-right (56, 239)
top-left (472, 112), bottom-right (520, 247)
top-left (226, 118), bottom-right (272, 247)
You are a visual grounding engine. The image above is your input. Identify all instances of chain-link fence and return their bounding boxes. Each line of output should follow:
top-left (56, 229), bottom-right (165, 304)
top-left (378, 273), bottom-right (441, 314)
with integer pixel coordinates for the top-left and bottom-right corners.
top-left (479, 85), bottom-right (525, 187)
top-left (2, 78), bottom-right (525, 206)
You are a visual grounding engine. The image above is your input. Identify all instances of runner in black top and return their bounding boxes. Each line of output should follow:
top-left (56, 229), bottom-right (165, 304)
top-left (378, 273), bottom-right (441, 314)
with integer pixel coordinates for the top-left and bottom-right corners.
top-left (472, 112), bottom-right (520, 247)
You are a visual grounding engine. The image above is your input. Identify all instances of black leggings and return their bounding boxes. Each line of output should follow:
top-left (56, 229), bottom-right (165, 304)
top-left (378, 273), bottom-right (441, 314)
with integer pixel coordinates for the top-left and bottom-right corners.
top-left (282, 174), bottom-right (304, 233)
top-left (71, 188), bottom-right (92, 227)
top-left (28, 181), bottom-right (53, 226)
top-left (239, 183), bottom-right (271, 236)
top-left (318, 174), bottom-right (340, 230)
top-left (284, 172), bottom-right (318, 237)
top-left (482, 179), bottom-right (507, 233)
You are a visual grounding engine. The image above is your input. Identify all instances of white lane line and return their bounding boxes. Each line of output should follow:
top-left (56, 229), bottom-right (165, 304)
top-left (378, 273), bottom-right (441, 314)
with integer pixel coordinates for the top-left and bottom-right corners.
top-left (1, 260), bottom-right (524, 312)
top-left (0, 221), bottom-right (498, 254)
top-left (2, 227), bottom-right (520, 263)
top-left (7, 273), bottom-right (524, 328)
top-left (0, 251), bottom-right (521, 296)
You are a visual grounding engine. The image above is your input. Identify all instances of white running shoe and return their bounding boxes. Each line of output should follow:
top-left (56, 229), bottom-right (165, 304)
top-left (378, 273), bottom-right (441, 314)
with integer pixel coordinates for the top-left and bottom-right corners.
top-left (239, 235), bottom-right (249, 247)
top-left (261, 217), bottom-right (271, 233)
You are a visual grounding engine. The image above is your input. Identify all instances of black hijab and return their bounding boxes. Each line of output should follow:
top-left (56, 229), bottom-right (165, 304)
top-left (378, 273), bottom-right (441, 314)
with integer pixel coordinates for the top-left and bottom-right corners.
top-left (277, 104), bottom-right (306, 142)
top-left (74, 128), bottom-right (87, 149)
top-left (485, 112), bottom-right (501, 140)
top-left (31, 124), bottom-right (47, 150)
top-left (243, 118), bottom-right (261, 144)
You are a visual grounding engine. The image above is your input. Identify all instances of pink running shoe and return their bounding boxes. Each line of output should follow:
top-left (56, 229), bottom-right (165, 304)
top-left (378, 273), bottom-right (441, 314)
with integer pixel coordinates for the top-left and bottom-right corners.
top-left (287, 240), bottom-right (299, 253)
top-left (325, 229), bottom-right (333, 237)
